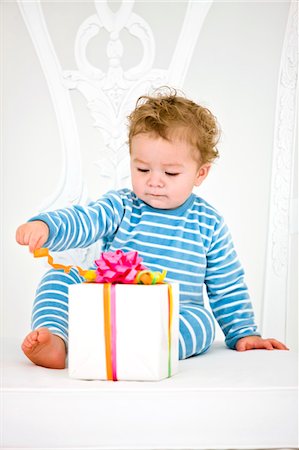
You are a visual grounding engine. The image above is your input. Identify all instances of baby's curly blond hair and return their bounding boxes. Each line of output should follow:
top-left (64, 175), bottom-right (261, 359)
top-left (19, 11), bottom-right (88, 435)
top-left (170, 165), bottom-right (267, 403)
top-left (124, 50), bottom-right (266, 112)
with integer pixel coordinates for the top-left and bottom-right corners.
top-left (128, 87), bottom-right (220, 164)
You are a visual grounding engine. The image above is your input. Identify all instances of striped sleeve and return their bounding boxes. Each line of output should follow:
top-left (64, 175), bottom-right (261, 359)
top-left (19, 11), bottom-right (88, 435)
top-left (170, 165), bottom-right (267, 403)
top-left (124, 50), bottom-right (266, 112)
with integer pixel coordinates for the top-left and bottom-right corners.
top-left (205, 217), bottom-right (260, 349)
top-left (28, 191), bottom-right (125, 252)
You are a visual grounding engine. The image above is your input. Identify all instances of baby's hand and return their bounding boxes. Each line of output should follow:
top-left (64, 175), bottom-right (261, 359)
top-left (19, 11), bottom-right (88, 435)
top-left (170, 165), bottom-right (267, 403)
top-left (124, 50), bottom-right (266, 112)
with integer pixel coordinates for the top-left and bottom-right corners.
top-left (16, 221), bottom-right (49, 253)
top-left (236, 335), bottom-right (289, 351)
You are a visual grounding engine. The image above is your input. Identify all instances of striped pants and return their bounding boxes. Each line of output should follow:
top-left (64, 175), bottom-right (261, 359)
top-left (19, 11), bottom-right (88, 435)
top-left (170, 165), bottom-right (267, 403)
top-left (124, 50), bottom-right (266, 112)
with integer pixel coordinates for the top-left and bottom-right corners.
top-left (32, 269), bottom-right (216, 360)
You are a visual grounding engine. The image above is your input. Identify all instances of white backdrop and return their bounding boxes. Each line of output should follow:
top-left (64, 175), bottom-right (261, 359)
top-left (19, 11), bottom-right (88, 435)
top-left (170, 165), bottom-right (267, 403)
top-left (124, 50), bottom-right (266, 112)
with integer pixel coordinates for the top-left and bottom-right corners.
top-left (2, 0), bottom-right (297, 350)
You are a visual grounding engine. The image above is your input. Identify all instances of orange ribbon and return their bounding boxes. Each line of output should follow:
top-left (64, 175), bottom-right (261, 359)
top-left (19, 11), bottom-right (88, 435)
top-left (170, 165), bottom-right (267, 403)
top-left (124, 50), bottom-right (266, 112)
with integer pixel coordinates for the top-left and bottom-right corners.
top-left (33, 248), bottom-right (96, 281)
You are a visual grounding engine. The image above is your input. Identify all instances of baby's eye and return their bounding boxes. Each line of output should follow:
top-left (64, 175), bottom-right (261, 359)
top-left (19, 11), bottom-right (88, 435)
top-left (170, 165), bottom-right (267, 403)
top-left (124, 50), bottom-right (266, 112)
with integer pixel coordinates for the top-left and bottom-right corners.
top-left (137, 168), bottom-right (149, 173)
top-left (165, 172), bottom-right (180, 176)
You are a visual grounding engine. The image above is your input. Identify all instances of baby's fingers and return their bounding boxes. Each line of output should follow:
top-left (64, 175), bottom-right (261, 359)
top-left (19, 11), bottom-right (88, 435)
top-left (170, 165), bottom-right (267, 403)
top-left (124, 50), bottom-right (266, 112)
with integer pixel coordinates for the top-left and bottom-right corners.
top-left (16, 226), bottom-right (30, 246)
top-left (18, 229), bottom-right (37, 252)
top-left (28, 233), bottom-right (47, 253)
top-left (16, 221), bottom-right (49, 252)
top-left (262, 340), bottom-right (274, 350)
top-left (267, 339), bottom-right (289, 350)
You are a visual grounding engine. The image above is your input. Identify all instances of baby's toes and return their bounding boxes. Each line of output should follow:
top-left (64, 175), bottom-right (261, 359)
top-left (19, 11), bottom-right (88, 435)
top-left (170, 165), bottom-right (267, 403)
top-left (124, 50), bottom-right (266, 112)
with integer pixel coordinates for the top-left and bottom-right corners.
top-left (34, 327), bottom-right (53, 345)
top-left (22, 330), bottom-right (39, 349)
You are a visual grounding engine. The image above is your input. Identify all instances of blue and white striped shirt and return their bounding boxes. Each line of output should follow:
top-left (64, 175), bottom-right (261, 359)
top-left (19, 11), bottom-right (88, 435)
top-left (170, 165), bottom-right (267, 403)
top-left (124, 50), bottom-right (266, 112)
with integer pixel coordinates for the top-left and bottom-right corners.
top-left (30, 188), bottom-right (259, 348)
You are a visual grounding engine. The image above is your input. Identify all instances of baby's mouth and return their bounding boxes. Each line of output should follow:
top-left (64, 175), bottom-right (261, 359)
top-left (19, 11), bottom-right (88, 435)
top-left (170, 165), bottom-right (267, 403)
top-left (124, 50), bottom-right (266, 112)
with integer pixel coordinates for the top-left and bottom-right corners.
top-left (146, 193), bottom-right (166, 197)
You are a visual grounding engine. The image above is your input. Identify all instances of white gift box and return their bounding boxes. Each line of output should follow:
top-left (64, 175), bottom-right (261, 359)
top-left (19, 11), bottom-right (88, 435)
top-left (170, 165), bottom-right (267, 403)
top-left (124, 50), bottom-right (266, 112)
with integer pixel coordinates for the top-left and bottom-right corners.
top-left (68, 283), bottom-right (179, 381)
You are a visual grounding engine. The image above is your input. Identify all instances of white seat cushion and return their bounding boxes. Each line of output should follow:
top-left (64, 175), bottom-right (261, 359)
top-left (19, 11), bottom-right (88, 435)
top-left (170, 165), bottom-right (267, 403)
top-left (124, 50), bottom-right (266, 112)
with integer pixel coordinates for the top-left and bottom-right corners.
top-left (2, 339), bottom-right (298, 449)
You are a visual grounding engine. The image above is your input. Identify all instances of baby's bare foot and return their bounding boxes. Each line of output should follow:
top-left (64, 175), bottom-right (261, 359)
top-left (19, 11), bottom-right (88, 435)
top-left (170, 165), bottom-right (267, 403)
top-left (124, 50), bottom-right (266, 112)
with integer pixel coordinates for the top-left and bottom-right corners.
top-left (21, 328), bottom-right (66, 369)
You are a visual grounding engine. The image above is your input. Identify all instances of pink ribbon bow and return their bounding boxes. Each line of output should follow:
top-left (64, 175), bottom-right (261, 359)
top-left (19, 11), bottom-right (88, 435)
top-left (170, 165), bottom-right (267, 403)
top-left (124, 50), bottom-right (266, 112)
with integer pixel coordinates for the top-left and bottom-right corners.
top-left (95, 250), bottom-right (147, 284)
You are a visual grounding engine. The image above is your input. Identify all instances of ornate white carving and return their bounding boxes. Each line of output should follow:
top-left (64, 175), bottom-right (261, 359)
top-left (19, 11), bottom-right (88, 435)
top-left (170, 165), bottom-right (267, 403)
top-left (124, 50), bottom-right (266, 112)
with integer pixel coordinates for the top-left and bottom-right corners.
top-left (17, 0), bottom-right (89, 211)
top-left (271, 1), bottom-right (298, 277)
top-left (262, 0), bottom-right (298, 340)
top-left (17, 0), bottom-right (94, 267)
top-left (63, 0), bottom-right (213, 191)
top-left (17, 0), bottom-right (212, 267)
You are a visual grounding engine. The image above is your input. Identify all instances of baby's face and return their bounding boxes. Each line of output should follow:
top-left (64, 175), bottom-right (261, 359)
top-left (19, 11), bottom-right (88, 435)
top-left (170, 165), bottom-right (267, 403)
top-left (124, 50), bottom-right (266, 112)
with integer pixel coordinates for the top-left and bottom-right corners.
top-left (130, 133), bottom-right (210, 209)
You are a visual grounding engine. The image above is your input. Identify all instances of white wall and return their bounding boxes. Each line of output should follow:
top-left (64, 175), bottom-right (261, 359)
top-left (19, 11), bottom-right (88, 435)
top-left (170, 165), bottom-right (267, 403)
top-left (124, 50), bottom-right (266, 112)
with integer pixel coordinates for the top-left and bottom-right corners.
top-left (2, 1), bottom-right (297, 349)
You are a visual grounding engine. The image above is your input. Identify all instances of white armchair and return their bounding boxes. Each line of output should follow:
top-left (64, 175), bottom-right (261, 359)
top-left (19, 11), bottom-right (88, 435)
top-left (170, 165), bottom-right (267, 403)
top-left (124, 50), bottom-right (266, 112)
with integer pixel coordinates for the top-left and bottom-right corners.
top-left (3, 1), bottom-right (298, 448)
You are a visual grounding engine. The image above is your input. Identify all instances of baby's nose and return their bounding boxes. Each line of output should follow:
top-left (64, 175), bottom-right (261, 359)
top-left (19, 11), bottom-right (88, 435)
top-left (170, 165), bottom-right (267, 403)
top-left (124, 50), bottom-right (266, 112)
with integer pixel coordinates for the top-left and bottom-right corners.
top-left (147, 172), bottom-right (164, 187)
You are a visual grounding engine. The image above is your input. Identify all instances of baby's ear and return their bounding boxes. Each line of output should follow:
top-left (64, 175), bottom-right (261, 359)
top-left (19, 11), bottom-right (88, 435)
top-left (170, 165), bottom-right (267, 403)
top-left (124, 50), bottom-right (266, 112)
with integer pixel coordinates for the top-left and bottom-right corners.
top-left (194, 164), bottom-right (211, 186)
